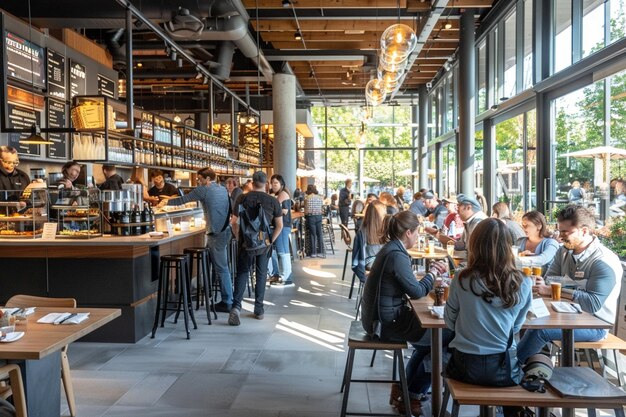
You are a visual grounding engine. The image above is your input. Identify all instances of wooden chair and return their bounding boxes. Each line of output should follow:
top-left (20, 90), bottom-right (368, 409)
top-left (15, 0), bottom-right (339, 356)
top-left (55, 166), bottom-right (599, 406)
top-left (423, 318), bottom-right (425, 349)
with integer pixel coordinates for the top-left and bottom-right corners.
top-left (338, 224), bottom-right (353, 281)
top-left (0, 364), bottom-right (28, 417)
top-left (6, 295), bottom-right (77, 417)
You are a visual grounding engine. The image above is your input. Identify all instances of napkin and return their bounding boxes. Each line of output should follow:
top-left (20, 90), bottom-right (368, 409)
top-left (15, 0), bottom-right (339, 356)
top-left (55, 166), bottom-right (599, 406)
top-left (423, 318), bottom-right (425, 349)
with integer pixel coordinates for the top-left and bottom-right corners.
top-left (431, 305), bottom-right (445, 319)
top-left (37, 312), bottom-right (90, 325)
top-left (0, 307), bottom-right (36, 316)
top-left (551, 302), bottom-right (582, 314)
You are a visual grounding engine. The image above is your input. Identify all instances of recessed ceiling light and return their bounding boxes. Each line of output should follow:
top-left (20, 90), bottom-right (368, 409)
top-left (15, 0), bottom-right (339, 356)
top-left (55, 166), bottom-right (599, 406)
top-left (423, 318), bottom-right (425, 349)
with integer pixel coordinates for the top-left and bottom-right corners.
top-left (444, 20), bottom-right (452, 30)
top-left (282, 0), bottom-right (290, 7)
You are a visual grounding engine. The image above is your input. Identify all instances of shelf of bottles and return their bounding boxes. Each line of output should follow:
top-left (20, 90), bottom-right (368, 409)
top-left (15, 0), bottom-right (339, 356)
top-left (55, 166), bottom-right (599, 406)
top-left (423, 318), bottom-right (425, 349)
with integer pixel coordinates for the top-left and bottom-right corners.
top-left (178, 126), bottom-right (231, 173)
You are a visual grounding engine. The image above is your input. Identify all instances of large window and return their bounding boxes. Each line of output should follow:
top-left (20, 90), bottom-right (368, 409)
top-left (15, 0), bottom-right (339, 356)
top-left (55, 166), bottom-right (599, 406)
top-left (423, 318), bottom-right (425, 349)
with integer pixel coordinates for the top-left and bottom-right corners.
top-left (523, 0), bottom-right (534, 89)
top-left (610, 0), bottom-right (626, 43)
top-left (582, 0), bottom-right (606, 58)
top-left (442, 141), bottom-right (457, 198)
top-left (503, 11), bottom-right (517, 98)
top-left (553, 1), bottom-right (572, 73)
top-left (477, 40), bottom-right (488, 114)
top-left (446, 72), bottom-right (455, 132)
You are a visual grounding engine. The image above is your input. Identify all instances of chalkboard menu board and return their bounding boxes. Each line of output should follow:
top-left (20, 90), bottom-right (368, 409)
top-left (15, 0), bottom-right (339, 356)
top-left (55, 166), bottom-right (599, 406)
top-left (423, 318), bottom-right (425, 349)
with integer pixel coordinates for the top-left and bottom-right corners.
top-left (46, 98), bottom-right (67, 159)
top-left (69, 60), bottom-right (86, 99)
top-left (5, 31), bottom-right (46, 89)
top-left (47, 49), bottom-right (66, 101)
top-left (98, 74), bottom-right (115, 98)
top-left (7, 103), bottom-right (40, 156)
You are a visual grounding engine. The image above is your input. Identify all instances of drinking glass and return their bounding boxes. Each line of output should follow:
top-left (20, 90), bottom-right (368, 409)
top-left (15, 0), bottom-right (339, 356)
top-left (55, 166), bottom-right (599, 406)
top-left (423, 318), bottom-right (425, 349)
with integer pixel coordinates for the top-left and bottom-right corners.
top-left (447, 242), bottom-right (455, 257)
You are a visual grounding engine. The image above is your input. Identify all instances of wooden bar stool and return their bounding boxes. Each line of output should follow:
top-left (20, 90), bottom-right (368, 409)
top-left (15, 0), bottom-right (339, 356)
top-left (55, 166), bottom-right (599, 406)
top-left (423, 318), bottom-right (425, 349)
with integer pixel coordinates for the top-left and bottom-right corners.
top-left (340, 321), bottom-right (411, 417)
top-left (184, 247), bottom-right (217, 324)
top-left (151, 254), bottom-right (197, 339)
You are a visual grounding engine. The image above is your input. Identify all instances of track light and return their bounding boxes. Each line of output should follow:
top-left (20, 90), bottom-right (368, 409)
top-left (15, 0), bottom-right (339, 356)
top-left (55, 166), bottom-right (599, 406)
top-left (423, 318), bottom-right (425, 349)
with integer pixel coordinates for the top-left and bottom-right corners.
top-left (137, 62), bottom-right (143, 68)
top-left (170, 50), bottom-right (177, 61)
top-left (282, 0), bottom-right (290, 7)
top-left (444, 20), bottom-right (452, 30)
top-left (195, 72), bottom-right (203, 79)
top-left (294, 30), bottom-right (302, 41)
top-left (203, 76), bottom-right (209, 84)
top-left (309, 70), bottom-right (314, 78)
top-left (177, 58), bottom-right (183, 68)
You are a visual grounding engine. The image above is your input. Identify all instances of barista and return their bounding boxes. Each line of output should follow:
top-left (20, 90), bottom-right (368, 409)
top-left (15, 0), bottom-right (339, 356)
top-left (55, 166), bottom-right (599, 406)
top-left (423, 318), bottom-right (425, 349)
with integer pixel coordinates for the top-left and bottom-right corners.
top-left (56, 161), bottom-right (82, 189)
top-left (0, 146), bottom-right (30, 191)
top-left (99, 165), bottom-right (124, 191)
top-left (146, 170), bottom-right (178, 205)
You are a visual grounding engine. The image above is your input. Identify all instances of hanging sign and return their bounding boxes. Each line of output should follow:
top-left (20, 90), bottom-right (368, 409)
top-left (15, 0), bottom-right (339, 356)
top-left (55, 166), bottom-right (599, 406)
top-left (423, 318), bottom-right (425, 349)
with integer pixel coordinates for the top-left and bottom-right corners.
top-left (97, 74), bottom-right (115, 98)
top-left (46, 98), bottom-right (67, 159)
top-left (47, 49), bottom-right (66, 100)
top-left (69, 60), bottom-right (86, 100)
top-left (5, 31), bottom-right (46, 89)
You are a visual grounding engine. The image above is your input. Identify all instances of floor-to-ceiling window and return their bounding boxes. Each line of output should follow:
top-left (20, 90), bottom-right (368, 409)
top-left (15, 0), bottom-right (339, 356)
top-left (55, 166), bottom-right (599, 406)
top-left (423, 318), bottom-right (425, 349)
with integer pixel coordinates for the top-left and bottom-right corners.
top-left (553, 1), bottom-right (572, 72)
top-left (503, 10), bottom-right (517, 98)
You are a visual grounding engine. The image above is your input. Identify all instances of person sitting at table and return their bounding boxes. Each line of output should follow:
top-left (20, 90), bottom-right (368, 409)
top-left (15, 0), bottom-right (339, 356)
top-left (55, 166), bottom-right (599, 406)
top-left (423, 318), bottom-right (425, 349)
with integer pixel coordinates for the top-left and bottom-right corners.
top-left (379, 191), bottom-right (399, 215)
top-left (568, 180), bottom-right (586, 205)
top-left (444, 218), bottom-right (532, 414)
top-left (352, 200), bottom-right (387, 283)
top-left (492, 202), bottom-right (525, 242)
top-left (515, 210), bottom-right (559, 273)
top-left (516, 205), bottom-right (622, 363)
top-left (360, 210), bottom-right (447, 415)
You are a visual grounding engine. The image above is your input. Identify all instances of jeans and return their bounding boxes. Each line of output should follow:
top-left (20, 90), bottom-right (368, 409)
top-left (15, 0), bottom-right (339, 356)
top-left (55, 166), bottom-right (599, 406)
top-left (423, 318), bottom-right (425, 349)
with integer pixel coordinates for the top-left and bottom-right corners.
top-left (306, 215), bottom-right (324, 256)
top-left (407, 329), bottom-right (455, 396)
top-left (517, 328), bottom-right (608, 364)
top-left (444, 349), bottom-right (520, 387)
top-left (206, 227), bottom-right (233, 305)
top-left (274, 225), bottom-right (291, 254)
top-left (233, 247), bottom-right (270, 316)
top-left (339, 206), bottom-right (350, 226)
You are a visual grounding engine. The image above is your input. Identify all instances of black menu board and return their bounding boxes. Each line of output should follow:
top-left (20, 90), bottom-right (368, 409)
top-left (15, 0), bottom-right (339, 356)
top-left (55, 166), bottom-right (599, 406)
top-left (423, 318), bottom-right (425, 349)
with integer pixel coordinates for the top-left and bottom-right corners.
top-left (97, 74), bottom-right (115, 98)
top-left (47, 49), bottom-right (66, 100)
top-left (46, 98), bottom-right (67, 159)
top-left (7, 103), bottom-right (40, 156)
top-left (5, 31), bottom-right (46, 89)
top-left (69, 60), bottom-right (86, 99)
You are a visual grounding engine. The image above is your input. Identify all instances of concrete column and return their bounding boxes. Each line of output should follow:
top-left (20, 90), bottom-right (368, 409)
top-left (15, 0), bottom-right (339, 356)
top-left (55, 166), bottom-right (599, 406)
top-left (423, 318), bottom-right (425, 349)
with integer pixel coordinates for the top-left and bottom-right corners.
top-left (411, 104), bottom-right (419, 192)
top-left (272, 73), bottom-right (297, 193)
top-left (194, 113), bottom-right (209, 132)
top-left (458, 9), bottom-right (476, 196)
top-left (418, 85), bottom-right (429, 189)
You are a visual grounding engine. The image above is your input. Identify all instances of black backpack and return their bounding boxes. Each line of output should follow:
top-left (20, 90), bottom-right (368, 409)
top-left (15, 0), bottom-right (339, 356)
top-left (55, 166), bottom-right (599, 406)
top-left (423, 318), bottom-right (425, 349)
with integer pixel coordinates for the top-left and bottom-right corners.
top-left (239, 201), bottom-right (272, 256)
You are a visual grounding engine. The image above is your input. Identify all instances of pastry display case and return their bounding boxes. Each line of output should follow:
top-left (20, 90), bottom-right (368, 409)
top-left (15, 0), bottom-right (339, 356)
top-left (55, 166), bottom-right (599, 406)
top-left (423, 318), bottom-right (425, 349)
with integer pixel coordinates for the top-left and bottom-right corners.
top-left (0, 189), bottom-right (48, 238)
top-left (49, 188), bottom-right (102, 238)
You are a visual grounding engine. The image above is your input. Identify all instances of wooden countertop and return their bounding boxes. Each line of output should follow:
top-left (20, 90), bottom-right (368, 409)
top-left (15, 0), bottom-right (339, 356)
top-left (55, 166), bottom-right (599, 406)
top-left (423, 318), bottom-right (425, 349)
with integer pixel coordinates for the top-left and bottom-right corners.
top-left (0, 307), bottom-right (121, 360)
top-left (0, 228), bottom-right (205, 247)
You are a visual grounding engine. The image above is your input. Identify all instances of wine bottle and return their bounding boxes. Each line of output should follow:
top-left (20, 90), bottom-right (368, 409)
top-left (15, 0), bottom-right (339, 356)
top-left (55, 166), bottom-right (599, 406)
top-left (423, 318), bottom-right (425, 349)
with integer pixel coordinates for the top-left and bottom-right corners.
top-left (132, 204), bottom-right (142, 235)
top-left (120, 209), bottom-right (130, 236)
top-left (141, 203), bottom-right (150, 234)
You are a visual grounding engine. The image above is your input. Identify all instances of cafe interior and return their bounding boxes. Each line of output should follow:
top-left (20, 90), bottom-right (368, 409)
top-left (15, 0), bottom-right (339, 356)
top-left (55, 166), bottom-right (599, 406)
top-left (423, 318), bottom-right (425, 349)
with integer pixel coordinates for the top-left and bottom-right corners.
top-left (0, 0), bottom-right (625, 416)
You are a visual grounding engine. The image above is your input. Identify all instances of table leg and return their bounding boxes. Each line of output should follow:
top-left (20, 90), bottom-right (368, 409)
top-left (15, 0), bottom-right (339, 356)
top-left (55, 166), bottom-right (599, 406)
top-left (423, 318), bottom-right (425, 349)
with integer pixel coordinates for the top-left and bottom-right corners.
top-left (431, 328), bottom-right (443, 417)
top-left (561, 329), bottom-right (574, 417)
top-left (12, 351), bottom-right (62, 417)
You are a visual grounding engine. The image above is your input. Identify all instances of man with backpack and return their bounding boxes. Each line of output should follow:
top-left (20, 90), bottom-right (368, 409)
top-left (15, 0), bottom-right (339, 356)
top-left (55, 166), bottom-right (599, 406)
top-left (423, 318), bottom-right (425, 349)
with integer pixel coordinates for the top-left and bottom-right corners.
top-left (229, 171), bottom-right (283, 325)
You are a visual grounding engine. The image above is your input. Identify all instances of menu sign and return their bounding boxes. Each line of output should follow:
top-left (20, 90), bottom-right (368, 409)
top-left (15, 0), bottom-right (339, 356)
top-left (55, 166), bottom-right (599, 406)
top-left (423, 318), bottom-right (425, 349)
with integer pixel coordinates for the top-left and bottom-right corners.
top-left (5, 31), bottom-right (46, 89)
top-left (69, 60), bottom-right (86, 99)
top-left (47, 49), bottom-right (66, 100)
top-left (97, 74), bottom-right (115, 98)
top-left (46, 98), bottom-right (67, 159)
top-left (7, 103), bottom-right (40, 156)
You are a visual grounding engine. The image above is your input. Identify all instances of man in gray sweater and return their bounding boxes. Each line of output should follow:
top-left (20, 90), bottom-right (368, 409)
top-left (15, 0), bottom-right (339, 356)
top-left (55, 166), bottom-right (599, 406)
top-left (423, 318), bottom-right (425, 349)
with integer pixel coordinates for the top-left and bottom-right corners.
top-left (517, 205), bottom-right (622, 362)
top-left (162, 168), bottom-right (233, 313)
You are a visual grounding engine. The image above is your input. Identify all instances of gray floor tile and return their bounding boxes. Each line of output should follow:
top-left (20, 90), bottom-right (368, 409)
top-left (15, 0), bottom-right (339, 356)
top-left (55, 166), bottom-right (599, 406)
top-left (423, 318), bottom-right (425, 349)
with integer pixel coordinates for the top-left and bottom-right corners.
top-left (155, 372), bottom-right (247, 409)
top-left (115, 373), bottom-right (181, 406)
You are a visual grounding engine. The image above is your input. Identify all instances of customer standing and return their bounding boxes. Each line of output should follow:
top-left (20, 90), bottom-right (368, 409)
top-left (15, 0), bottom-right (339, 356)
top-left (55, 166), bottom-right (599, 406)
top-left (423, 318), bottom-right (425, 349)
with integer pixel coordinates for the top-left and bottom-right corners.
top-left (444, 218), bottom-right (532, 390)
top-left (0, 146), bottom-right (30, 192)
top-left (269, 174), bottom-right (294, 286)
top-left (160, 168), bottom-right (233, 313)
top-left (229, 171), bottom-right (283, 325)
top-left (517, 205), bottom-right (622, 363)
top-left (225, 177), bottom-right (242, 208)
top-left (304, 184), bottom-right (325, 258)
top-left (360, 210), bottom-right (447, 415)
top-left (339, 178), bottom-right (353, 227)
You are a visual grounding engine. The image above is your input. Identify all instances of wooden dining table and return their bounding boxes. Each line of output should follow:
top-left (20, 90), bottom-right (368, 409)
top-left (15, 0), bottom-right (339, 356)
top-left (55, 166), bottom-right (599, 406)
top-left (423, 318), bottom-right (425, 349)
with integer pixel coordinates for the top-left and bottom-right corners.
top-left (0, 307), bottom-right (121, 417)
top-left (408, 297), bottom-right (613, 417)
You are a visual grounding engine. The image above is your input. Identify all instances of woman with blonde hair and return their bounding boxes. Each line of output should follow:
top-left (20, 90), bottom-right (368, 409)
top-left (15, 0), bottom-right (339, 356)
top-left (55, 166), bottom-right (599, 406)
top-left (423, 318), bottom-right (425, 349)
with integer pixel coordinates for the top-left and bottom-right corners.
top-left (351, 200), bottom-right (387, 282)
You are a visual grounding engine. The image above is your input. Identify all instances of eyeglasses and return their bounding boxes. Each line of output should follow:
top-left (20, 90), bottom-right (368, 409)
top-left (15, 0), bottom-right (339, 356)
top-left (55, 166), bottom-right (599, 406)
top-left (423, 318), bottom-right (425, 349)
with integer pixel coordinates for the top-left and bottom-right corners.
top-left (1, 160), bottom-right (19, 167)
top-left (556, 227), bottom-right (581, 237)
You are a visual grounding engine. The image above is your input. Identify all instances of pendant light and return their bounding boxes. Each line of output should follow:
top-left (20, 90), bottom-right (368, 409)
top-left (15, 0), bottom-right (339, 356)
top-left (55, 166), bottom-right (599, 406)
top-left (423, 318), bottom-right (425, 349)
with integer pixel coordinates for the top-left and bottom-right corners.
top-left (21, 0), bottom-right (53, 145)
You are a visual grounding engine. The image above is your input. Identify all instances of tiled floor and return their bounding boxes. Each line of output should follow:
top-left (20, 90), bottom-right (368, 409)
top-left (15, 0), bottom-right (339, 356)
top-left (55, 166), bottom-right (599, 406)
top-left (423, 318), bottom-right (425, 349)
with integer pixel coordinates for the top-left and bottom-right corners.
top-left (64, 235), bottom-right (396, 416)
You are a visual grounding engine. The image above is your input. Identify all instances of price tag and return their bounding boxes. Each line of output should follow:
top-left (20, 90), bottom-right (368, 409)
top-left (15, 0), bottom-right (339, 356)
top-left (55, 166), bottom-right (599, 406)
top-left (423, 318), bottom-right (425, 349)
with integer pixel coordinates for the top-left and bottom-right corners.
top-left (42, 223), bottom-right (58, 240)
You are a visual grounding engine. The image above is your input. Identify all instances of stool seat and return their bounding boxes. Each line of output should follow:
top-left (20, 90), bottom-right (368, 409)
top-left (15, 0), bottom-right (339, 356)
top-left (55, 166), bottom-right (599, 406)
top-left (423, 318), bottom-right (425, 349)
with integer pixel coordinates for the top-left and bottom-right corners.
top-left (348, 322), bottom-right (408, 350)
top-left (161, 254), bottom-right (187, 261)
top-left (184, 247), bottom-right (207, 254)
top-left (183, 246), bottom-right (216, 322)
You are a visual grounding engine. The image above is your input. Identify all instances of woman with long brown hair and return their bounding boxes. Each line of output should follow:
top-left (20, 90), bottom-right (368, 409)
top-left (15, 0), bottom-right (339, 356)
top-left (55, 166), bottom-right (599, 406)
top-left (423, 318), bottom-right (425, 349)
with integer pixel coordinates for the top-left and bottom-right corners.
top-left (378, 191), bottom-right (399, 215)
top-left (351, 200), bottom-right (387, 282)
top-left (516, 210), bottom-right (559, 273)
top-left (444, 218), bottom-right (532, 386)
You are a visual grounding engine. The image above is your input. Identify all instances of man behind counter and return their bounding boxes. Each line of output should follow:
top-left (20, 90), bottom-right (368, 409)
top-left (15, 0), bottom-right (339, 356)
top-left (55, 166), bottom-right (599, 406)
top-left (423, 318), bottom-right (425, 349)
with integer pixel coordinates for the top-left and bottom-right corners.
top-left (99, 165), bottom-right (125, 191)
top-left (146, 170), bottom-right (178, 205)
top-left (0, 146), bottom-right (30, 191)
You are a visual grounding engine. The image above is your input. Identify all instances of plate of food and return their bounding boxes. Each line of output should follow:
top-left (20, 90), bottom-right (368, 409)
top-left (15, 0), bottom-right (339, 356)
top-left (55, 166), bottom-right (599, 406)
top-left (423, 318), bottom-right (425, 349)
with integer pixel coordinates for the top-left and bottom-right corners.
top-left (0, 332), bottom-right (24, 343)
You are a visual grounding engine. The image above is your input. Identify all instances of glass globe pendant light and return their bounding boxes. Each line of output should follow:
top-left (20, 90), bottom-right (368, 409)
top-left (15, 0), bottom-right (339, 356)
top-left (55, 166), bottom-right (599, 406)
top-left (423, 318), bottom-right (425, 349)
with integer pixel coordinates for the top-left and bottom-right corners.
top-left (381, 23), bottom-right (417, 58)
top-left (365, 79), bottom-right (386, 106)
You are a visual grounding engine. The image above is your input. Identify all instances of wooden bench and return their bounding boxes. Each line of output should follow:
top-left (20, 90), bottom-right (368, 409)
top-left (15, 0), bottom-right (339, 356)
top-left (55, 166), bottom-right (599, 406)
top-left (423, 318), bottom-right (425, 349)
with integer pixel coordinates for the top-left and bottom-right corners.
top-left (440, 372), bottom-right (626, 417)
top-left (340, 320), bottom-right (411, 417)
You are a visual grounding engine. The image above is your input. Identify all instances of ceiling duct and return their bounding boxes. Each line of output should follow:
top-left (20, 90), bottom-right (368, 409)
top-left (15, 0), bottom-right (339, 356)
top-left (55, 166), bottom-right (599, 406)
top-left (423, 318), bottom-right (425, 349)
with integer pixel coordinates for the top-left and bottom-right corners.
top-left (164, 7), bottom-right (204, 38)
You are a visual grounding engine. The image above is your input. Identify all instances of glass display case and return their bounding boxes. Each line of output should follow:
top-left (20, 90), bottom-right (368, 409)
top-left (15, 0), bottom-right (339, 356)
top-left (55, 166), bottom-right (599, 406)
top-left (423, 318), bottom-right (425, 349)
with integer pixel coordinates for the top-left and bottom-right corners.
top-left (50, 188), bottom-right (102, 238)
top-left (0, 189), bottom-right (48, 238)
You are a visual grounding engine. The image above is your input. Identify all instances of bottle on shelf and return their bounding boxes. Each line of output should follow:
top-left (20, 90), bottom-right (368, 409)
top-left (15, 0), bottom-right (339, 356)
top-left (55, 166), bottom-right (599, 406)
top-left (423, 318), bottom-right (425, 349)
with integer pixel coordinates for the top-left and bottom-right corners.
top-left (132, 204), bottom-right (142, 236)
top-left (120, 209), bottom-right (130, 236)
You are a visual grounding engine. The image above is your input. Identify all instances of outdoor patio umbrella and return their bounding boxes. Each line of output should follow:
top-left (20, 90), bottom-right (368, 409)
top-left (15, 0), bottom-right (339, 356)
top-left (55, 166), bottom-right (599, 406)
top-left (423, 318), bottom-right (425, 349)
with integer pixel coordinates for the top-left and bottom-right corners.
top-left (361, 176), bottom-right (380, 183)
top-left (561, 145), bottom-right (626, 182)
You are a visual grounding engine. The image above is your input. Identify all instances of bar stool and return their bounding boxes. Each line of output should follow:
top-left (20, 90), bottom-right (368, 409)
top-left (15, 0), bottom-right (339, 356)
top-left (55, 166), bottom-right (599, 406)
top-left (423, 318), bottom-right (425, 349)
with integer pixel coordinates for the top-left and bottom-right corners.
top-left (184, 247), bottom-right (217, 324)
top-left (151, 254), bottom-right (197, 339)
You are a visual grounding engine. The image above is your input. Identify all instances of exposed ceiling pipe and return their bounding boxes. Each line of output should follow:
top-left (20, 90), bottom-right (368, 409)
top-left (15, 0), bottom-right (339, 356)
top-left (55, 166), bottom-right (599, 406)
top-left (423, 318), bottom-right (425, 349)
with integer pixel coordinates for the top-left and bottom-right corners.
top-left (389, 0), bottom-right (450, 99)
top-left (113, 0), bottom-right (258, 114)
top-left (212, 41), bottom-right (235, 80)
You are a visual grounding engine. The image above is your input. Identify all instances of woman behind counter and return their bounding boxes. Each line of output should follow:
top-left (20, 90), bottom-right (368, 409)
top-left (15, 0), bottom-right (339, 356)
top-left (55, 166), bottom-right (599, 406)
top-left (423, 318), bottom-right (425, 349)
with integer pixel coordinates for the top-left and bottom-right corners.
top-left (444, 218), bottom-right (532, 391)
top-left (360, 210), bottom-right (447, 415)
top-left (56, 161), bottom-right (83, 189)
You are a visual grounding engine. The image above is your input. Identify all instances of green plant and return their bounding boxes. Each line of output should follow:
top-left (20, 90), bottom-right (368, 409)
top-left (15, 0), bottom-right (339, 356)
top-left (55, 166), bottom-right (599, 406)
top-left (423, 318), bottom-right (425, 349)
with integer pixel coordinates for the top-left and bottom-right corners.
top-left (598, 217), bottom-right (626, 260)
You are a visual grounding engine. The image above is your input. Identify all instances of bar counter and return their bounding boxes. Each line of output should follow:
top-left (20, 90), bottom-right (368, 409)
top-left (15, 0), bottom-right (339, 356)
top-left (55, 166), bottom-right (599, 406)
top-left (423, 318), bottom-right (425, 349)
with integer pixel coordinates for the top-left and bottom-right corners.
top-left (0, 228), bottom-right (206, 342)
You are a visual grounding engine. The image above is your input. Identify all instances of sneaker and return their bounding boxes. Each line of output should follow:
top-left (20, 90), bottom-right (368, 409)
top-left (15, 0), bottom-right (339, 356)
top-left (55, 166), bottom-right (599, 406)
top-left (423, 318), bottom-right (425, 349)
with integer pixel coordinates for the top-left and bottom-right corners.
top-left (228, 308), bottom-right (240, 326)
top-left (268, 275), bottom-right (281, 284)
top-left (254, 313), bottom-right (264, 320)
top-left (275, 279), bottom-right (294, 287)
top-left (214, 301), bottom-right (232, 313)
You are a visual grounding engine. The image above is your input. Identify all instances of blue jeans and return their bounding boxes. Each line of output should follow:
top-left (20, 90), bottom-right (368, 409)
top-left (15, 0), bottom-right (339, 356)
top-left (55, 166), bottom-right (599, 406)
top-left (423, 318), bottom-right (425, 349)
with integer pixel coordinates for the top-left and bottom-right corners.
top-left (274, 225), bottom-right (291, 254)
top-left (306, 215), bottom-right (323, 255)
top-left (206, 227), bottom-right (233, 305)
top-left (517, 328), bottom-right (608, 364)
top-left (233, 247), bottom-right (270, 316)
top-left (407, 329), bottom-right (455, 396)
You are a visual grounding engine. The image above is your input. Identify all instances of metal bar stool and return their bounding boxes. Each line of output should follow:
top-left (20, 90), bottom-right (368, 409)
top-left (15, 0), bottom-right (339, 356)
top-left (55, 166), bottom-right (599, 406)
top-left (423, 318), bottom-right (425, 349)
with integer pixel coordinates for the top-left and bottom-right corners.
top-left (184, 247), bottom-right (217, 324)
top-left (151, 254), bottom-right (197, 339)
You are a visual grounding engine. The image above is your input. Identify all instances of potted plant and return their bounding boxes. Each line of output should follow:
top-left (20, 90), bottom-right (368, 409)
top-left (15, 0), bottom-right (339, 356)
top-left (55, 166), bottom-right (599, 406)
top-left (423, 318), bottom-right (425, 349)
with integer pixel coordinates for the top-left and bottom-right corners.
top-left (597, 217), bottom-right (626, 261)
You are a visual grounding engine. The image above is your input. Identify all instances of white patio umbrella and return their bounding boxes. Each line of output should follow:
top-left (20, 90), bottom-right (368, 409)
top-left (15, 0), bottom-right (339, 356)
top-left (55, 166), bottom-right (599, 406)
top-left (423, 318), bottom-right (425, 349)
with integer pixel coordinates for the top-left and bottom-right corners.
top-left (561, 145), bottom-right (626, 183)
top-left (361, 176), bottom-right (380, 183)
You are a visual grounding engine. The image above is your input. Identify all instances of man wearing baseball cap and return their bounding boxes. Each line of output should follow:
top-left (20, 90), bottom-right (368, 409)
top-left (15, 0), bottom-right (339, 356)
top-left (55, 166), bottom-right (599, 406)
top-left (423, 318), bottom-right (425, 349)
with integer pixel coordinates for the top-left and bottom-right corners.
top-left (451, 193), bottom-right (487, 258)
